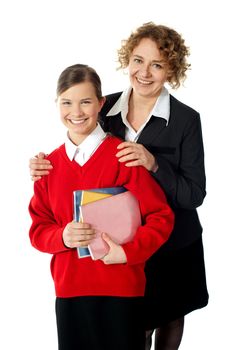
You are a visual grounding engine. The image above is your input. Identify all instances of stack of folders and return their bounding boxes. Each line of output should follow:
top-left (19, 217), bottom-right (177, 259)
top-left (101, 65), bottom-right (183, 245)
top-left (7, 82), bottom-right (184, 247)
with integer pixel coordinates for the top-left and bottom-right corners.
top-left (73, 187), bottom-right (141, 260)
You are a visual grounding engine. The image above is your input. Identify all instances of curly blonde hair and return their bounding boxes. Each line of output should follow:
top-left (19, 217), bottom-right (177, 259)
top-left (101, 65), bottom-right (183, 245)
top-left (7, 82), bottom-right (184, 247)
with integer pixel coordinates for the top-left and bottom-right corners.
top-left (117, 22), bottom-right (190, 89)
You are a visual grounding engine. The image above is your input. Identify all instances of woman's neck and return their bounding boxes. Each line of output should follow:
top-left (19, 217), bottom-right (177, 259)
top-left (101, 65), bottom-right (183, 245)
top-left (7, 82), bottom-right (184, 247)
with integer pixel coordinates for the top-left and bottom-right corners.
top-left (127, 93), bottom-right (158, 132)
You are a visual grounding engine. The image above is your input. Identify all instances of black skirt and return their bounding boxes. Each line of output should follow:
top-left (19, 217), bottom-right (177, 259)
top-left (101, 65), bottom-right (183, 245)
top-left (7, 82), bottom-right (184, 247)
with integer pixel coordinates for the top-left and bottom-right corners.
top-left (144, 237), bottom-right (209, 330)
top-left (55, 296), bottom-right (145, 350)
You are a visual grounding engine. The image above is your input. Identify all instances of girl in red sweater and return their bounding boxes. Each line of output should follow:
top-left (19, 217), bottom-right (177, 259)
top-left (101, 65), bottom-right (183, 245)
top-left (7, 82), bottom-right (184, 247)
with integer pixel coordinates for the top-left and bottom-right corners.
top-left (29, 64), bottom-right (174, 350)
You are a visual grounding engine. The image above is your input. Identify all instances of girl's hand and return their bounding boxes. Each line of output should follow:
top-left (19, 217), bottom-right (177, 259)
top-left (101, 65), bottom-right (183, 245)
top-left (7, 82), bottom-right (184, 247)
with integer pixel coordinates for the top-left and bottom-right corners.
top-left (100, 233), bottom-right (127, 264)
top-left (63, 221), bottom-right (96, 249)
top-left (29, 152), bottom-right (53, 181)
top-left (116, 141), bottom-right (158, 172)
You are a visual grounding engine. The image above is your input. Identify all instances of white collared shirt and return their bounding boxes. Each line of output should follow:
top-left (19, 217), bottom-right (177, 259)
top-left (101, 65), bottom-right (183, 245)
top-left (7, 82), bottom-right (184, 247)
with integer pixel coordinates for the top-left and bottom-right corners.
top-left (106, 86), bottom-right (170, 142)
top-left (65, 124), bottom-right (107, 165)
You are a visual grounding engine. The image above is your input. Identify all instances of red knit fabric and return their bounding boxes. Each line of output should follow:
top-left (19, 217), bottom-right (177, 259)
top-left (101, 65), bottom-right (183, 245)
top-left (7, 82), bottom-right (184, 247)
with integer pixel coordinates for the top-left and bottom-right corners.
top-left (29, 136), bottom-right (174, 297)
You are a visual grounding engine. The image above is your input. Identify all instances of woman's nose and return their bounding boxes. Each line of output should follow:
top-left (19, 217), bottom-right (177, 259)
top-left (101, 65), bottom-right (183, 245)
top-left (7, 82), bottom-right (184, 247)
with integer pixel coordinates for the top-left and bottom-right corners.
top-left (140, 64), bottom-right (151, 77)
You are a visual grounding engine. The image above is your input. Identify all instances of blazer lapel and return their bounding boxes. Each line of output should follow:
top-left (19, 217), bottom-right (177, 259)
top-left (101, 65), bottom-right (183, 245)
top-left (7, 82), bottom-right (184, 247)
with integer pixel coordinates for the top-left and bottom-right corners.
top-left (137, 116), bottom-right (167, 146)
top-left (107, 113), bottom-right (126, 140)
top-left (107, 113), bottom-right (167, 148)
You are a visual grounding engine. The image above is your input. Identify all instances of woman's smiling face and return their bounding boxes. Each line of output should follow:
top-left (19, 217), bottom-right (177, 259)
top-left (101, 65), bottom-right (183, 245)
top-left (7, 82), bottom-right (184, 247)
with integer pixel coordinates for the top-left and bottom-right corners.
top-left (128, 38), bottom-right (170, 98)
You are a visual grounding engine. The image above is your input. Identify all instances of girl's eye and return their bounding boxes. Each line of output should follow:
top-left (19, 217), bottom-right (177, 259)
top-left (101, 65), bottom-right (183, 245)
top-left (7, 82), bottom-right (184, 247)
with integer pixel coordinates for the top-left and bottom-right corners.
top-left (81, 100), bottom-right (91, 105)
top-left (62, 101), bottom-right (71, 106)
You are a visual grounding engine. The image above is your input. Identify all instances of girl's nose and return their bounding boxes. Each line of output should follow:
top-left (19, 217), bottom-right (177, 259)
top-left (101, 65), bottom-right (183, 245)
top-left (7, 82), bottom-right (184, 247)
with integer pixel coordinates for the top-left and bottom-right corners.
top-left (72, 105), bottom-right (83, 117)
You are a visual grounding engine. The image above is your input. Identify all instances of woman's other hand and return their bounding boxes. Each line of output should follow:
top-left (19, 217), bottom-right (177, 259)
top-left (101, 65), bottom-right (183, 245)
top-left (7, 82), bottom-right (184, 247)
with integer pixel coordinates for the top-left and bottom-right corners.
top-left (29, 152), bottom-right (53, 181)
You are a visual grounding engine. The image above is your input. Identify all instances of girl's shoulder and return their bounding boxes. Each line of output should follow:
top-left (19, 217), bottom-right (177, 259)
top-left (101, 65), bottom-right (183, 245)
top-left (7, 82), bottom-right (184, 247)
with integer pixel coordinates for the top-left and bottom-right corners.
top-left (104, 134), bottom-right (123, 147)
top-left (45, 144), bottom-right (65, 161)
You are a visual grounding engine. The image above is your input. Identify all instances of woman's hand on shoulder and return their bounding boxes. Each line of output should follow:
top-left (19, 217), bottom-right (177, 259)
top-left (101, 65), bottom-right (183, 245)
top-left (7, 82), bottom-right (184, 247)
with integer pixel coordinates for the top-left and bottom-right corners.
top-left (116, 141), bottom-right (158, 172)
top-left (100, 233), bottom-right (127, 264)
top-left (29, 152), bottom-right (53, 181)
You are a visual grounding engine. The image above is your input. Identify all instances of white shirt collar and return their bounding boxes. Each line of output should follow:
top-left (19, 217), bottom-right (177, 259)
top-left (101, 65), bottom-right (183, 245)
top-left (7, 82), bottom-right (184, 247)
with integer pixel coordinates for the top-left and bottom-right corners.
top-left (106, 86), bottom-right (170, 126)
top-left (65, 124), bottom-right (107, 163)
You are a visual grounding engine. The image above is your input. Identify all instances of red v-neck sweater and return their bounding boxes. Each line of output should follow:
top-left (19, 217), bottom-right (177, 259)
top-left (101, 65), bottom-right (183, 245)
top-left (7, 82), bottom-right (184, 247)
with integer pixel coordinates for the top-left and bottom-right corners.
top-left (29, 136), bottom-right (174, 297)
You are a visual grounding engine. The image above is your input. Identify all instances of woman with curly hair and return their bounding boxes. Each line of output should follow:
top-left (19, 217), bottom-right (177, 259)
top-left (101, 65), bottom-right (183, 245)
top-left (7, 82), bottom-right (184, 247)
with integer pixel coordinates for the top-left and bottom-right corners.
top-left (29, 22), bottom-right (209, 350)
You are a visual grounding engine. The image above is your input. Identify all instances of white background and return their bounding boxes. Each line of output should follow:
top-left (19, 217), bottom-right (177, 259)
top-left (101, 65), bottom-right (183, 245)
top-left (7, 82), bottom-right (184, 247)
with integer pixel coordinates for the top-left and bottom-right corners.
top-left (0, 0), bottom-right (236, 349)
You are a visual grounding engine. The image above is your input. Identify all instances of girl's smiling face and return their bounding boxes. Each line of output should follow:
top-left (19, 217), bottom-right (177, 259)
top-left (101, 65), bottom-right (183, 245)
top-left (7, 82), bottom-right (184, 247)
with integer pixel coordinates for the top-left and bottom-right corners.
top-left (57, 82), bottom-right (105, 145)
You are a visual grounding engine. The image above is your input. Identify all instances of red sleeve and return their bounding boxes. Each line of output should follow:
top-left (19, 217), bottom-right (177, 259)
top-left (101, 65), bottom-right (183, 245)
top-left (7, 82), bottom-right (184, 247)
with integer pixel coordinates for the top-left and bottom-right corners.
top-left (29, 178), bottom-right (69, 254)
top-left (118, 162), bottom-right (174, 265)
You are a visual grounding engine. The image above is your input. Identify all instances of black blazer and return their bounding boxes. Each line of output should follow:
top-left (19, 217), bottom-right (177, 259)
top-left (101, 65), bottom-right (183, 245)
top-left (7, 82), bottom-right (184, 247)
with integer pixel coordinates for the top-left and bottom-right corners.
top-left (100, 92), bottom-right (206, 252)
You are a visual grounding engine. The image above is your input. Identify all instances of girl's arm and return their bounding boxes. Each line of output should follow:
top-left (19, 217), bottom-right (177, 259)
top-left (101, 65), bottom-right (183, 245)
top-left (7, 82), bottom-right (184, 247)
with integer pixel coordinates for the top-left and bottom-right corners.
top-left (29, 178), bottom-right (95, 254)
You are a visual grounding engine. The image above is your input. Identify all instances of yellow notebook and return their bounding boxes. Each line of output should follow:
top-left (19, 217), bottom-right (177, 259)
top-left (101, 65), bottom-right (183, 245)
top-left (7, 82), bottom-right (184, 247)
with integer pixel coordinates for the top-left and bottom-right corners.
top-left (81, 191), bottom-right (112, 205)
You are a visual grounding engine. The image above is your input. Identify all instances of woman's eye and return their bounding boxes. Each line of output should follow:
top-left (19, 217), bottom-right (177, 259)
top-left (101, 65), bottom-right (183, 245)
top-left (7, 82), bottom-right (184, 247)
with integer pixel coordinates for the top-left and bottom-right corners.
top-left (153, 63), bottom-right (162, 69)
top-left (134, 58), bottom-right (142, 64)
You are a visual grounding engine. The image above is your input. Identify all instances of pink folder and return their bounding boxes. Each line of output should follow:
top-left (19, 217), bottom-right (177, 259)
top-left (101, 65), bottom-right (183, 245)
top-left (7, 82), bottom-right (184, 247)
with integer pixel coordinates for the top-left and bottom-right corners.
top-left (79, 191), bottom-right (141, 260)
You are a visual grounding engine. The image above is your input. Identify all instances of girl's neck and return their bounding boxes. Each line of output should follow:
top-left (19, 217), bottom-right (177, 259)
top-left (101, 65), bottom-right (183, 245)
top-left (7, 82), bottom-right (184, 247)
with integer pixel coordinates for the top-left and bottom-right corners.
top-left (68, 124), bottom-right (97, 146)
top-left (68, 132), bottom-right (86, 146)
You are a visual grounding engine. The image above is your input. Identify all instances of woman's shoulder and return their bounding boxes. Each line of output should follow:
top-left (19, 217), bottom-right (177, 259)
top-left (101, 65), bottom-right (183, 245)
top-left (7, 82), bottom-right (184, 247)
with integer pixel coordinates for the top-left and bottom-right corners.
top-left (169, 94), bottom-right (202, 130)
top-left (101, 92), bottom-right (122, 116)
top-left (105, 91), bottom-right (122, 102)
top-left (170, 94), bottom-right (200, 118)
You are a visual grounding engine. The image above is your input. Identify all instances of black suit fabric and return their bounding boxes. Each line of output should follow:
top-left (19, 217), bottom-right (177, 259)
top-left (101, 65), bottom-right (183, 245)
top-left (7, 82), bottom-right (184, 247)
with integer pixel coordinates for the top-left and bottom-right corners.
top-left (101, 92), bottom-right (206, 251)
top-left (100, 92), bottom-right (209, 327)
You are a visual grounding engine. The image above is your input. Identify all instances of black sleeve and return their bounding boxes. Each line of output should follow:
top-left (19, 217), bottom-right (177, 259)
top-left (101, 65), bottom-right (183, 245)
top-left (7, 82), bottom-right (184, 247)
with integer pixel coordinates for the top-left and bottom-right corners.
top-left (152, 114), bottom-right (206, 209)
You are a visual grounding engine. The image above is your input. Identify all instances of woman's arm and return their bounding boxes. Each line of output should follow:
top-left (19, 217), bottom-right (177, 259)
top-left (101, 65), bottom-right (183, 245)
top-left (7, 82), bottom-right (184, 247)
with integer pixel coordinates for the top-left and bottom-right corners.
top-left (116, 115), bottom-right (206, 210)
top-left (152, 114), bottom-right (206, 209)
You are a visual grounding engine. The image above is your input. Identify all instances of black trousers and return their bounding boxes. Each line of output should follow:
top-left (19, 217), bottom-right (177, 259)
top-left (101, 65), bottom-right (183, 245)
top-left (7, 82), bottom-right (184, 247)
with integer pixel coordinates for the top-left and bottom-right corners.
top-left (56, 296), bottom-right (145, 350)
